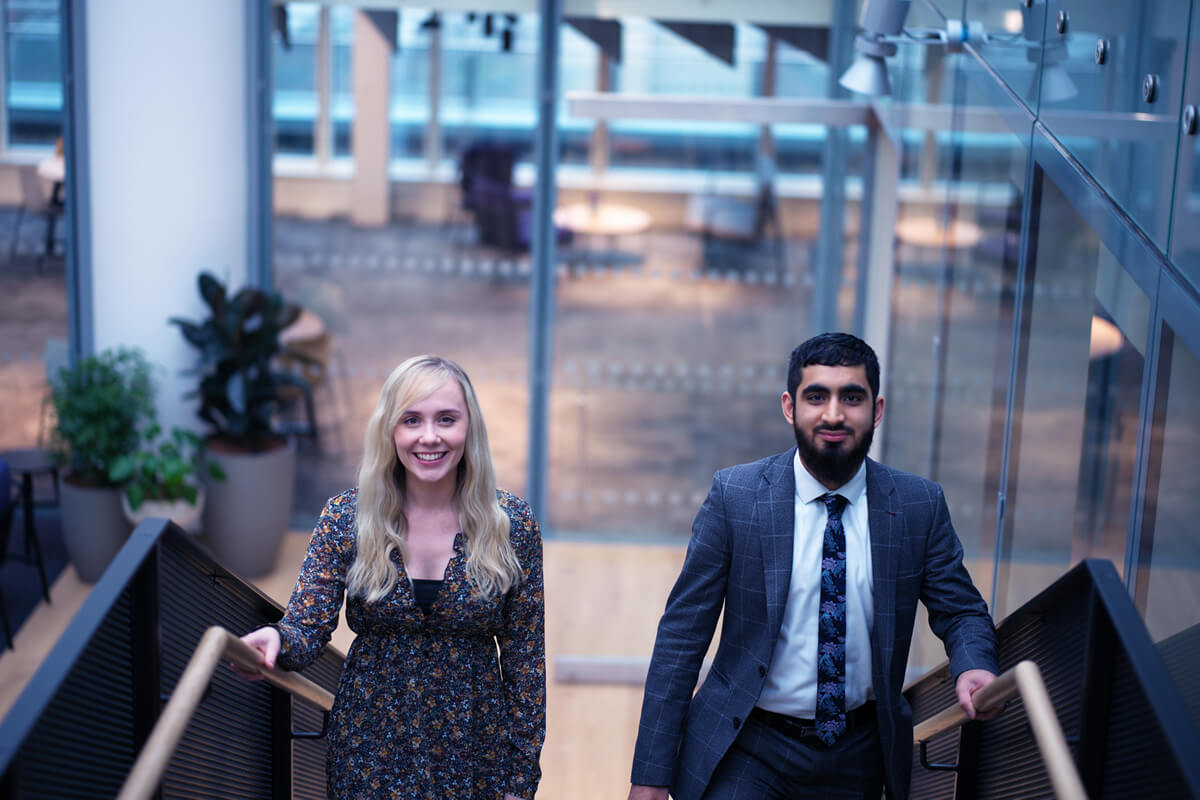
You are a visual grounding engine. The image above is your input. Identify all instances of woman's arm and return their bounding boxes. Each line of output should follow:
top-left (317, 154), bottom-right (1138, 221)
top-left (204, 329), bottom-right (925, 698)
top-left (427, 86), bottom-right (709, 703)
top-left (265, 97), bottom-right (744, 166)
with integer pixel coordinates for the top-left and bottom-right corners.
top-left (496, 497), bottom-right (547, 800)
top-left (272, 493), bottom-right (355, 671)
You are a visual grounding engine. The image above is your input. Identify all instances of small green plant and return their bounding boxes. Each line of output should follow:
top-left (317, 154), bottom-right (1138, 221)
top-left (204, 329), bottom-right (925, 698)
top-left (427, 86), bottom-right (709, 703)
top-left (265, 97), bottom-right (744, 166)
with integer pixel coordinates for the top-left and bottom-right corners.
top-left (109, 424), bottom-right (227, 510)
top-left (50, 347), bottom-right (156, 487)
top-left (170, 272), bottom-right (309, 452)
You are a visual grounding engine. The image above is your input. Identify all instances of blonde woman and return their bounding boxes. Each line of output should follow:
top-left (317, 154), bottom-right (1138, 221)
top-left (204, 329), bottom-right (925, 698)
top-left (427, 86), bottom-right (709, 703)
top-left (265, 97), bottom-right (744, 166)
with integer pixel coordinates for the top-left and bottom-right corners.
top-left (235, 356), bottom-right (545, 800)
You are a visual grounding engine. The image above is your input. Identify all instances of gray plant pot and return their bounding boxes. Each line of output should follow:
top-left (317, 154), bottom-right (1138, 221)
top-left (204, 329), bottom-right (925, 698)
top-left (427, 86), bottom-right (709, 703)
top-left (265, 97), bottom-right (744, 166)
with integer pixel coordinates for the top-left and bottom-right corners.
top-left (58, 476), bottom-right (134, 584)
top-left (201, 439), bottom-right (296, 578)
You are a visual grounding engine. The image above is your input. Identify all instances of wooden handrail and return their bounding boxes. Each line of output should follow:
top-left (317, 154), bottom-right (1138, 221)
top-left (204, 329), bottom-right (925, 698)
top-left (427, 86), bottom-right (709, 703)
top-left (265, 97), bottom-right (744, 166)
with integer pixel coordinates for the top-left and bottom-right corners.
top-left (913, 660), bottom-right (1087, 800)
top-left (116, 626), bottom-right (334, 800)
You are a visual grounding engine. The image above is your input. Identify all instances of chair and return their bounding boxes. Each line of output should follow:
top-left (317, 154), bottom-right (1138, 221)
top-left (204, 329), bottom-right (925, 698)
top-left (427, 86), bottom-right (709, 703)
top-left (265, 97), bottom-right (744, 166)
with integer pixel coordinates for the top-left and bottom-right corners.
top-left (10, 166), bottom-right (64, 264)
top-left (459, 143), bottom-right (530, 252)
top-left (275, 325), bottom-right (335, 450)
top-left (685, 153), bottom-right (786, 272)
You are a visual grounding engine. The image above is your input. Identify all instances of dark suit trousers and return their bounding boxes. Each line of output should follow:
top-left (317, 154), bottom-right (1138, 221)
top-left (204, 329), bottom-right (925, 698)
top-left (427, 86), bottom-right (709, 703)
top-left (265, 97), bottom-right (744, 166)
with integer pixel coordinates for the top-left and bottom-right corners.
top-left (702, 712), bottom-right (885, 800)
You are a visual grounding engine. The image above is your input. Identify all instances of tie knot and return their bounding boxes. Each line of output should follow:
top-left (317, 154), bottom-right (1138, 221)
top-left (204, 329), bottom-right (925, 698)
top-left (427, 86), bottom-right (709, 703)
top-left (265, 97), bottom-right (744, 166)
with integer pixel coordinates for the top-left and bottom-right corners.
top-left (823, 492), bottom-right (847, 516)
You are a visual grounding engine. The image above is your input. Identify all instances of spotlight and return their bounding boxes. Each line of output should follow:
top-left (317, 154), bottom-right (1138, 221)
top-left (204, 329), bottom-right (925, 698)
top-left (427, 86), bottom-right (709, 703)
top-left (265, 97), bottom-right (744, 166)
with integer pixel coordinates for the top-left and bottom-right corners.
top-left (839, 0), bottom-right (911, 96)
top-left (838, 0), bottom-right (1000, 98)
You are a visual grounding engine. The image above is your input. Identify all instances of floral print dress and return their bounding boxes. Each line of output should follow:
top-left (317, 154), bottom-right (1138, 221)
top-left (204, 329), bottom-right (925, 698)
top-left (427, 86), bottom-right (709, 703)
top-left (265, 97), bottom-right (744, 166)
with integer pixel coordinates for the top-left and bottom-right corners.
top-left (273, 489), bottom-right (546, 799)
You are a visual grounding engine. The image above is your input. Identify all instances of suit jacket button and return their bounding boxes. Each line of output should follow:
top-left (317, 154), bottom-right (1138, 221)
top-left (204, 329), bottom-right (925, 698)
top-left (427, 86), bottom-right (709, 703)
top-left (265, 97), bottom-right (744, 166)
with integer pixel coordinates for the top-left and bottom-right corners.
top-left (758, 665), bottom-right (766, 677)
top-left (732, 717), bottom-right (741, 729)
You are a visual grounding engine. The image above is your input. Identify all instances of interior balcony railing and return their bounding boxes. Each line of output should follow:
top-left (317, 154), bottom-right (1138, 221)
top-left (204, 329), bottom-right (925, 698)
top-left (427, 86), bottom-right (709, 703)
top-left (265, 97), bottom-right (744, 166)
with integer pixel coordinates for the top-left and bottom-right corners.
top-left (905, 559), bottom-right (1200, 799)
top-left (0, 520), bottom-right (344, 799)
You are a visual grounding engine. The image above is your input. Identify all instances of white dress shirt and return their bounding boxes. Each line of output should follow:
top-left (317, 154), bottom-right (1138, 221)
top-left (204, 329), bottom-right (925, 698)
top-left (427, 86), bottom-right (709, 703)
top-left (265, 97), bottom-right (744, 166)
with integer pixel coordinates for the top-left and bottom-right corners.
top-left (756, 453), bottom-right (874, 717)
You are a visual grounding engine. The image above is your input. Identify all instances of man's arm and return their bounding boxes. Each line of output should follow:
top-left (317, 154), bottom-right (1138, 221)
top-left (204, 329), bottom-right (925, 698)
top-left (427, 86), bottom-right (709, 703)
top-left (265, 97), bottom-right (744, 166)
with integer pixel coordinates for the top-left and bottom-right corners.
top-left (630, 473), bottom-right (734, 789)
top-left (920, 485), bottom-right (1001, 682)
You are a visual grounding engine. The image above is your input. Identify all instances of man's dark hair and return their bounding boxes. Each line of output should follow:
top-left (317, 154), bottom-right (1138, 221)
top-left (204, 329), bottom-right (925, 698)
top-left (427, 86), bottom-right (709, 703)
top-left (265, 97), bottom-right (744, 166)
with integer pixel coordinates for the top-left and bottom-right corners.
top-left (787, 332), bottom-right (880, 399)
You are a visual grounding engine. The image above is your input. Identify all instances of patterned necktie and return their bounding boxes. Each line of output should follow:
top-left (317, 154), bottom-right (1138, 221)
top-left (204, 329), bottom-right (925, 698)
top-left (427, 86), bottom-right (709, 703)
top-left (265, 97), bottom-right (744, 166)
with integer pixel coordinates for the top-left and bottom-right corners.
top-left (816, 492), bottom-right (849, 746)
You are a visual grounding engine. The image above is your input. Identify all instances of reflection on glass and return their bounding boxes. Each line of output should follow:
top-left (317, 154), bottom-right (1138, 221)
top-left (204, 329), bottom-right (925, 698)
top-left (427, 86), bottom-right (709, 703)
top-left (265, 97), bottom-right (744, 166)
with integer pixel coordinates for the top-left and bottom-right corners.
top-left (996, 176), bottom-right (1148, 619)
top-left (1136, 329), bottom-right (1200, 730)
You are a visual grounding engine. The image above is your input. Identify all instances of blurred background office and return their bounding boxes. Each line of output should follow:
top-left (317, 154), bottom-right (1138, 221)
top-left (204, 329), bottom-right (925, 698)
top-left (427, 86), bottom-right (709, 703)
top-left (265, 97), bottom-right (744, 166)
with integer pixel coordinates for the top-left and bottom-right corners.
top-left (0, 0), bottom-right (1198, 796)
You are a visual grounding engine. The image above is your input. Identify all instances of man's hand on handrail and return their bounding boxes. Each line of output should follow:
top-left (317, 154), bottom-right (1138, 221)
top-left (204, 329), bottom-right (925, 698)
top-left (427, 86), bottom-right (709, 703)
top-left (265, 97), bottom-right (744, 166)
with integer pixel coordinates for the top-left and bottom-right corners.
top-left (956, 668), bottom-right (1002, 721)
top-left (231, 626), bottom-right (281, 680)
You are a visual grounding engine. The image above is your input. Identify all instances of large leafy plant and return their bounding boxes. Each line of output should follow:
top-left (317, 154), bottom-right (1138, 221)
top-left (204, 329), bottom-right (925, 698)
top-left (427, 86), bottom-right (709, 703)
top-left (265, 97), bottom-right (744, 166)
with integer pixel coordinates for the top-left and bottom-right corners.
top-left (170, 272), bottom-right (307, 452)
top-left (109, 424), bottom-right (226, 510)
top-left (50, 347), bottom-right (156, 487)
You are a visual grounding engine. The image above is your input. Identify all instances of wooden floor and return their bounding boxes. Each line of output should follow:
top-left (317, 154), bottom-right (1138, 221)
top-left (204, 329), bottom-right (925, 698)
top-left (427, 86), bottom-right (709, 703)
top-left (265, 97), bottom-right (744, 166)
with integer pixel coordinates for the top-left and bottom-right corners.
top-left (0, 532), bottom-right (690, 799)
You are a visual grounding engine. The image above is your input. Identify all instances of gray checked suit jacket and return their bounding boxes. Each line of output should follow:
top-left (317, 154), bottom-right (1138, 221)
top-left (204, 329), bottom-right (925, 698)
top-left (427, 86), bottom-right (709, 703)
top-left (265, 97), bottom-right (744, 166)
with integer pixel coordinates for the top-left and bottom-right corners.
top-left (630, 449), bottom-right (999, 800)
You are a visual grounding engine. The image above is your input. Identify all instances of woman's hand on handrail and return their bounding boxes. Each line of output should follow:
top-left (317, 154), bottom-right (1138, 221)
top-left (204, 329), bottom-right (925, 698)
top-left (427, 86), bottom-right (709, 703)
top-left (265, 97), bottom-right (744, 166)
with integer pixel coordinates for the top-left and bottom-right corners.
top-left (956, 668), bottom-right (1002, 721)
top-left (231, 626), bottom-right (281, 680)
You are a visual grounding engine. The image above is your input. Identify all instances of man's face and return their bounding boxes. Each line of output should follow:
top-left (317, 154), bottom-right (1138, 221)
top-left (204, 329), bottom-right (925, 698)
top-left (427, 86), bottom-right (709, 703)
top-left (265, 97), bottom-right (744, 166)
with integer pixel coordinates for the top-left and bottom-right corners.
top-left (781, 363), bottom-right (884, 490)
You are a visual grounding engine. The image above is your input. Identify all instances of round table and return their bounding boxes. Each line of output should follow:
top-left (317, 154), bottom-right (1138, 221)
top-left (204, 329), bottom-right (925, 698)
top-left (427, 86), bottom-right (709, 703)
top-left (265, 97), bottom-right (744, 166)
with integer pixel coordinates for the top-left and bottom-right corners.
top-left (36, 155), bottom-right (64, 185)
top-left (554, 202), bottom-right (652, 238)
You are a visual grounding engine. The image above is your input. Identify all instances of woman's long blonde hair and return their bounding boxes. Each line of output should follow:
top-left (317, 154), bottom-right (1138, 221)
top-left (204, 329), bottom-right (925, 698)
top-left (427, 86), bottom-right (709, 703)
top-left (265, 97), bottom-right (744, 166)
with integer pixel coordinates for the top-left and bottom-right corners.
top-left (346, 355), bottom-right (520, 602)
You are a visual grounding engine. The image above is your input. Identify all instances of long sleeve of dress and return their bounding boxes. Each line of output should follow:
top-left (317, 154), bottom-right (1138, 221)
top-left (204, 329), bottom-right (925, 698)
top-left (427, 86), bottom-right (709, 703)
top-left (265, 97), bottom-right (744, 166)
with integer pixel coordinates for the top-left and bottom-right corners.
top-left (274, 492), bottom-right (354, 671)
top-left (496, 496), bottom-right (547, 799)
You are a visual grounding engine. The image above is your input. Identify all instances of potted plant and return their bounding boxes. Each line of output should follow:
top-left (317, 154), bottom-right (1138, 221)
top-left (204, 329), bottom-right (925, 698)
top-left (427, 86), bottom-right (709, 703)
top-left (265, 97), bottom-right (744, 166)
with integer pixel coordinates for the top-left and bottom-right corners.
top-left (49, 347), bottom-right (155, 582)
top-left (170, 272), bottom-right (308, 576)
top-left (109, 424), bottom-right (226, 533)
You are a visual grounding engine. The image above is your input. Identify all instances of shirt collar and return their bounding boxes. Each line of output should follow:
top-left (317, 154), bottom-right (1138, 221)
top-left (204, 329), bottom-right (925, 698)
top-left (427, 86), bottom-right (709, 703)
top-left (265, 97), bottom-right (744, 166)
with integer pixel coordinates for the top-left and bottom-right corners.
top-left (793, 449), bottom-right (867, 507)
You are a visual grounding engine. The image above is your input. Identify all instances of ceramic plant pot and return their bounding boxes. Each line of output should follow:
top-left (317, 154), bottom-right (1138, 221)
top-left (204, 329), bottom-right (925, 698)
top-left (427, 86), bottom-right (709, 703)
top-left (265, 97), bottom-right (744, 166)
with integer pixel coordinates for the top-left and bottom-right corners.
top-left (201, 439), bottom-right (296, 578)
top-left (58, 475), bottom-right (134, 584)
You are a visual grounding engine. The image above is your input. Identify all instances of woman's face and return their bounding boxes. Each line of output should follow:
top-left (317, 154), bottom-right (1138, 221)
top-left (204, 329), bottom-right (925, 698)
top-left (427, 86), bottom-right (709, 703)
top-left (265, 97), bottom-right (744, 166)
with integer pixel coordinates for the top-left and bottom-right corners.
top-left (392, 377), bottom-right (469, 492)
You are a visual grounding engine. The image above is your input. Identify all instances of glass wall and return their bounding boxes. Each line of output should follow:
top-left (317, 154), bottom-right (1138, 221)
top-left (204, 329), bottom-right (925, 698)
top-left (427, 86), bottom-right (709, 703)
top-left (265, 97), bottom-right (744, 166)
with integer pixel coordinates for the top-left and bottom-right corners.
top-left (994, 173), bottom-right (1149, 619)
top-left (882, 25), bottom-right (1032, 672)
top-left (1137, 322), bottom-right (1200, 730)
top-left (544, 10), bottom-right (864, 537)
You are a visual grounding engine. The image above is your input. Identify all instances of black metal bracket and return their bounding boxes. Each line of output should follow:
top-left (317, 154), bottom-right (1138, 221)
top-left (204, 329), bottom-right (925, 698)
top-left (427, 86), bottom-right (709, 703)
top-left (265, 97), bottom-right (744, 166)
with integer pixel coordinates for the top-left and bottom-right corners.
top-left (919, 740), bottom-right (960, 773)
top-left (208, 570), bottom-right (242, 588)
top-left (291, 710), bottom-right (330, 740)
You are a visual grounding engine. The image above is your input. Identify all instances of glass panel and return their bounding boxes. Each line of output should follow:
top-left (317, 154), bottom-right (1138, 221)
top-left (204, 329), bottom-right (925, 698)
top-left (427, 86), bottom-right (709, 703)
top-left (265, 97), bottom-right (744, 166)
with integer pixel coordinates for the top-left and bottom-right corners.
top-left (273, 3), bottom-right (320, 156)
top-left (440, 12), bottom-right (539, 166)
top-left (275, 6), bottom-right (538, 523)
top-left (545, 10), bottom-right (863, 538)
top-left (1168, 0), bottom-right (1200, 296)
top-left (995, 174), bottom-right (1149, 620)
top-left (963, 0), bottom-right (1046, 113)
top-left (884, 48), bottom-right (1028, 673)
top-left (1138, 328), bottom-right (1200, 731)
top-left (389, 9), bottom-right (432, 162)
top-left (330, 5), bottom-right (353, 156)
top-left (1035, 1), bottom-right (1186, 250)
top-left (5, 0), bottom-right (63, 148)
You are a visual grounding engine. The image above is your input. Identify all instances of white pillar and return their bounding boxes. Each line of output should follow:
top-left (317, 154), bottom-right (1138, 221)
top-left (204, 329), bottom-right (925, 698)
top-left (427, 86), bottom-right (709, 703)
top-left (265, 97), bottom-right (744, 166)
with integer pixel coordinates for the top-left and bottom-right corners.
top-left (350, 10), bottom-right (394, 226)
top-left (86, 0), bottom-right (250, 433)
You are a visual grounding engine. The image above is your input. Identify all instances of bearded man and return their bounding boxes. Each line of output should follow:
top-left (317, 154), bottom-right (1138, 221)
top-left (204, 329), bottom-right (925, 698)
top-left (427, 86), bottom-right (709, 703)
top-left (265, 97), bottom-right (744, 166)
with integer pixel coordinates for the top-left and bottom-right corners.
top-left (629, 332), bottom-right (999, 800)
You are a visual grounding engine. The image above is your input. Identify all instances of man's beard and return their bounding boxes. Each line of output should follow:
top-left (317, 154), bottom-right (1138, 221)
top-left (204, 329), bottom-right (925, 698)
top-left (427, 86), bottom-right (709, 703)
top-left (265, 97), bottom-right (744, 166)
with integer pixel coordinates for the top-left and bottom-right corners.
top-left (794, 421), bottom-right (874, 488)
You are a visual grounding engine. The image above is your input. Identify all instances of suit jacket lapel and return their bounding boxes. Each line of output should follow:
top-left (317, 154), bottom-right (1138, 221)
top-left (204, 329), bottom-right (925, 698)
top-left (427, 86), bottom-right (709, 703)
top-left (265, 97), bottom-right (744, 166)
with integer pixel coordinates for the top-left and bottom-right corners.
top-left (867, 458), bottom-right (901, 670)
top-left (759, 450), bottom-right (796, 638)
